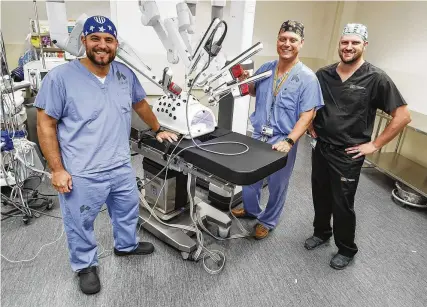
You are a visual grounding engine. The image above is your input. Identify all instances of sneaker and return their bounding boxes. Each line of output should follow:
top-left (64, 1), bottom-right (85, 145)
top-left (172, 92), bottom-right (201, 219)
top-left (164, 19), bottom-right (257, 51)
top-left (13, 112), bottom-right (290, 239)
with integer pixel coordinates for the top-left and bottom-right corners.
top-left (330, 253), bottom-right (353, 270)
top-left (304, 236), bottom-right (329, 250)
top-left (78, 266), bottom-right (100, 295)
top-left (114, 242), bottom-right (154, 256)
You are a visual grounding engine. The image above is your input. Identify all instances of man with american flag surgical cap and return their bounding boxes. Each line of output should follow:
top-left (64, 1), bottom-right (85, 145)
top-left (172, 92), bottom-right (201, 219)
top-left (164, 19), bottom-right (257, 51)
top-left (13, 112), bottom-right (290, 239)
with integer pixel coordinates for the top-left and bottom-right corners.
top-left (306, 23), bottom-right (411, 270)
top-left (35, 15), bottom-right (177, 294)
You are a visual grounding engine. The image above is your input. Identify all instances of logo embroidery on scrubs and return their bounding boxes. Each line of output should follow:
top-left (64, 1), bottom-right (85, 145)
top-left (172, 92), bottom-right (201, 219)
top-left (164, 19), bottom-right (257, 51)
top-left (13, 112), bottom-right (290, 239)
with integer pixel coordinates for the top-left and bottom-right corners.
top-left (341, 177), bottom-right (356, 182)
top-left (349, 84), bottom-right (365, 90)
top-left (290, 75), bottom-right (300, 83)
top-left (116, 71), bottom-right (127, 81)
top-left (80, 205), bottom-right (90, 213)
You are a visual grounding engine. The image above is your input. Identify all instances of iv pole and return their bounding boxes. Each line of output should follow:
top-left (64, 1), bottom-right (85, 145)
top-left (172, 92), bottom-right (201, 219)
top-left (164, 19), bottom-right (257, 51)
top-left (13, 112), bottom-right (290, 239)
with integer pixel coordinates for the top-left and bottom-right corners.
top-left (32, 0), bottom-right (46, 70)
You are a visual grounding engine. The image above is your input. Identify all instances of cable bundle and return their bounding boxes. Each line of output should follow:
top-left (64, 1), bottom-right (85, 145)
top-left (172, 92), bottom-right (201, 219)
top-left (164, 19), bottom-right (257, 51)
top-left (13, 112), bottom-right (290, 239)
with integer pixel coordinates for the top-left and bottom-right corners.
top-left (1, 29), bottom-right (52, 226)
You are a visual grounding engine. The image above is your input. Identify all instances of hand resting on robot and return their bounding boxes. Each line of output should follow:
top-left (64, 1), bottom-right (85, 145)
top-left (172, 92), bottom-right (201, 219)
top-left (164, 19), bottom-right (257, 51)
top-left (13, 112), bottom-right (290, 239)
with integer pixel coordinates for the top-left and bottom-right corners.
top-left (155, 129), bottom-right (178, 143)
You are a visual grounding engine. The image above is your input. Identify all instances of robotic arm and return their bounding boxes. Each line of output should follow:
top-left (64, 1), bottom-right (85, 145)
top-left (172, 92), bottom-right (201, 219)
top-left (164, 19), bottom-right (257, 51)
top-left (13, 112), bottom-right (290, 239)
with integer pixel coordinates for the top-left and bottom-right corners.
top-left (206, 70), bottom-right (272, 104)
top-left (46, 0), bottom-right (87, 57)
top-left (139, 0), bottom-right (179, 65)
top-left (139, 0), bottom-right (195, 67)
top-left (45, 0), bottom-right (183, 96)
top-left (117, 40), bottom-right (183, 96)
top-left (138, 1), bottom-right (270, 103)
top-left (190, 40), bottom-right (269, 105)
top-left (176, 2), bottom-right (196, 54)
top-left (45, 0), bottom-right (269, 106)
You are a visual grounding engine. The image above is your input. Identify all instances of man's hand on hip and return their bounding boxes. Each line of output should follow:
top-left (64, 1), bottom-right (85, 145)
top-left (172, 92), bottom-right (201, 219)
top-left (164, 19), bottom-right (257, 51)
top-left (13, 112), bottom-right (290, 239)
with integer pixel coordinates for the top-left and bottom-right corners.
top-left (52, 169), bottom-right (73, 193)
top-left (156, 131), bottom-right (178, 143)
top-left (307, 123), bottom-right (317, 138)
top-left (345, 142), bottom-right (379, 159)
top-left (272, 141), bottom-right (292, 153)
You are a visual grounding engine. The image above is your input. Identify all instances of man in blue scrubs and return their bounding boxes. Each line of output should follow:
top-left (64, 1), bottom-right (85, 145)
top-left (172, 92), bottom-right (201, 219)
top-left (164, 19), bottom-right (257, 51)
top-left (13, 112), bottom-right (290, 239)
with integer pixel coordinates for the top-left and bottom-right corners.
top-left (233, 20), bottom-right (324, 239)
top-left (35, 16), bottom-right (177, 295)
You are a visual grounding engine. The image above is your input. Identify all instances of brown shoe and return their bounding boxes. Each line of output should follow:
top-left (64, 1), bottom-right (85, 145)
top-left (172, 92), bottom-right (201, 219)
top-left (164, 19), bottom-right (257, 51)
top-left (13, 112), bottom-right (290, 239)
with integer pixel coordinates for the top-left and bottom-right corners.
top-left (231, 208), bottom-right (256, 219)
top-left (254, 224), bottom-right (269, 240)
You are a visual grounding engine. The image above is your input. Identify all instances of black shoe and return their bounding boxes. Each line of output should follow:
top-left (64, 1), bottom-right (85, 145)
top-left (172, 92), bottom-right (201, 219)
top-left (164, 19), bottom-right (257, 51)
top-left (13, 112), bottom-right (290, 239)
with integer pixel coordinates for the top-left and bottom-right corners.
top-left (114, 242), bottom-right (154, 256)
top-left (304, 236), bottom-right (329, 250)
top-left (330, 253), bottom-right (353, 270)
top-left (77, 266), bottom-right (100, 295)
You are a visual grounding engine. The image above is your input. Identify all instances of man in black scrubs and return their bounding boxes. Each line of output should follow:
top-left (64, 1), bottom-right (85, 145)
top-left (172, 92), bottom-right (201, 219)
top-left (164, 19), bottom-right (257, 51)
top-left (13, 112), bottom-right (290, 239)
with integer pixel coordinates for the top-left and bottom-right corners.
top-left (305, 23), bottom-right (412, 269)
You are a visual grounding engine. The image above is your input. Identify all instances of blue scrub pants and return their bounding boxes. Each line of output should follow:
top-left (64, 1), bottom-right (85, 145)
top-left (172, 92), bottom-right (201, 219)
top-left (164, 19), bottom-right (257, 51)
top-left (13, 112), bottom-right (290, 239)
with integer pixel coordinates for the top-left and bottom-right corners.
top-left (58, 163), bottom-right (139, 272)
top-left (242, 143), bottom-right (298, 229)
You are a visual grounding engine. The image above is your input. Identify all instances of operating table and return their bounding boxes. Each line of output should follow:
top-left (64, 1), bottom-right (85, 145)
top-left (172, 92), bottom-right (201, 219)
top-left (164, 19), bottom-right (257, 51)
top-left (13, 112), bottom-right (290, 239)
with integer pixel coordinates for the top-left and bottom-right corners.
top-left (130, 126), bottom-right (288, 261)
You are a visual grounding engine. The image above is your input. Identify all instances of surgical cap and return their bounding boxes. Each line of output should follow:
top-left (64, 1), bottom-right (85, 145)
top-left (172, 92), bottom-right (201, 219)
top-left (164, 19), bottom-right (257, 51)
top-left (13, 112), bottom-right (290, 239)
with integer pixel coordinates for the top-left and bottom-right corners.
top-left (342, 23), bottom-right (368, 41)
top-left (279, 20), bottom-right (305, 39)
top-left (83, 16), bottom-right (117, 39)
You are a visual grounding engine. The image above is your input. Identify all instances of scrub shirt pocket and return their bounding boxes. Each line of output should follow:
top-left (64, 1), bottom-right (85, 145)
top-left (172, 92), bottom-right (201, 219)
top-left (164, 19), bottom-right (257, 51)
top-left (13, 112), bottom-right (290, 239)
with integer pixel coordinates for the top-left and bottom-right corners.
top-left (341, 86), bottom-right (369, 131)
top-left (341, 87), bottom-right (368, 117)
top-left (277, 85), bottom-right (298, 118)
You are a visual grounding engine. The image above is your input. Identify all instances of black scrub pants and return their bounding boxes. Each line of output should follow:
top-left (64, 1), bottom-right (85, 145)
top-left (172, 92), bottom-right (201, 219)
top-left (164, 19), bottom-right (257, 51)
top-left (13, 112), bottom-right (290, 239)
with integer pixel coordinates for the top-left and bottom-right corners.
top-left (311, 140), bottom-right (365, 257)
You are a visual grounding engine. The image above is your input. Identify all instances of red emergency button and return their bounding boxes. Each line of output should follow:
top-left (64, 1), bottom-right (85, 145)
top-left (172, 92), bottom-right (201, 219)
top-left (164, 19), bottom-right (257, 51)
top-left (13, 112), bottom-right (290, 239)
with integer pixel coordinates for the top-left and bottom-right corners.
top-left (167, 82), bottom-right (182, 95)
top-left (231, 64), bottom-right (243, 78)
top-left (239, 83), bottom-right (249, 96)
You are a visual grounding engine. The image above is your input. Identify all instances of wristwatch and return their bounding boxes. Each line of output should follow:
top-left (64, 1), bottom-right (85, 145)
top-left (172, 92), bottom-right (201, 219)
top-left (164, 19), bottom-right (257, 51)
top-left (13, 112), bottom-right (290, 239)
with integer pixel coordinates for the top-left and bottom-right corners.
top-left (284, 137), bottom-right (295, 146)
top-left (154, 126), bottom-right (164, 135)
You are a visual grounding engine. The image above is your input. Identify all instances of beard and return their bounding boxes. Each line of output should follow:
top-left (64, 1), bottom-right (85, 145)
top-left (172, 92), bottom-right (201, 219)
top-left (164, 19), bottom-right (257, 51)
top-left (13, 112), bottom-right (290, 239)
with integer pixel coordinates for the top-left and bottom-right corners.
top-left (339, 49), bottom-right (362, 64)
top-left (86, 48), bottom-right (116, 66)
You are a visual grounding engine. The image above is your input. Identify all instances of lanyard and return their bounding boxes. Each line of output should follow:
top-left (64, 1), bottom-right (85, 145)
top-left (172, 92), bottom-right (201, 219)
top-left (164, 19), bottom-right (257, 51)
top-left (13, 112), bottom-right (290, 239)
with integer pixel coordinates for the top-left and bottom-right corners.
top-left (266, 61), bottom-right (299, 125)
top-left (273, 68), bottom-right (291, 97)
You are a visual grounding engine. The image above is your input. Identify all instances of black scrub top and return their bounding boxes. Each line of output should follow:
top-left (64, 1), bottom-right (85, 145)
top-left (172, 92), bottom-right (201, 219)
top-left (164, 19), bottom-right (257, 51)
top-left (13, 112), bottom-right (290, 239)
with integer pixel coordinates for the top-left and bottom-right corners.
top-left (313, 61), bottom-right (407, 147)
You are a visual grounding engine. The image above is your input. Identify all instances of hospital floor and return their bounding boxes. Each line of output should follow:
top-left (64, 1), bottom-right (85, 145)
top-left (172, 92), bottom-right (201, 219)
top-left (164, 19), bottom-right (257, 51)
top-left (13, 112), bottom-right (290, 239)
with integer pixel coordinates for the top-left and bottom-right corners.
top-left (1, 135), bottom-right (427, 307)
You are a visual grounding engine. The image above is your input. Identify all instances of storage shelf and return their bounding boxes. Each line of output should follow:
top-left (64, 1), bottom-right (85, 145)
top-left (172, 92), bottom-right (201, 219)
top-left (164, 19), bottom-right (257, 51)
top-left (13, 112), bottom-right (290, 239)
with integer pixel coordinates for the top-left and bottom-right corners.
top-left (35, 47), bottom-right (63, 52)
top-left (365, 152), bottom-right (427, 197)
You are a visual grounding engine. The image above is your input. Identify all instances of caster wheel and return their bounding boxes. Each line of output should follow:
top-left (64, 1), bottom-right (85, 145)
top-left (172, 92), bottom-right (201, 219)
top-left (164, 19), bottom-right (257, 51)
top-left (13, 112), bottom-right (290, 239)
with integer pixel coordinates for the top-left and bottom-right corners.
top-left (136, 177), bottom-right (143, 191)
top-left (181, 251), bottom-right (191, 260)
top-left (218, 227), bottom-right (230, 239)
top-left (46, 200), bottom-right (53, 210)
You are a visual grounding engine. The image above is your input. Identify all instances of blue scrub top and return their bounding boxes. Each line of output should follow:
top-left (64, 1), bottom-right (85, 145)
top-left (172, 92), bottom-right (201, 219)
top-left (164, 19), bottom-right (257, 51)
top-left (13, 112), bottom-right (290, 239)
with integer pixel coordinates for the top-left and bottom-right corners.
top-left (250, 60), bottom-right (324, 144)
top-left (34, 59), bottom-right (146, 176)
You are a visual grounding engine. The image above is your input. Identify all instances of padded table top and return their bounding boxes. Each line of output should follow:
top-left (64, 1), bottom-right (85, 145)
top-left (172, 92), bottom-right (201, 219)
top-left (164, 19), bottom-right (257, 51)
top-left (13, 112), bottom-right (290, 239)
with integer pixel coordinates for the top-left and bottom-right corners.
top-left (134, 128), bottom-right (288, 186)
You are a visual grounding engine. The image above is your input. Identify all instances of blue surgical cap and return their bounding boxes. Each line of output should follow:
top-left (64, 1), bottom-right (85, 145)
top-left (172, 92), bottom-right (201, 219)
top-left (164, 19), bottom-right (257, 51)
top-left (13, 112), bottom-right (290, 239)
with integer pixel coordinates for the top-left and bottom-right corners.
top-left (83, 15), bottom-right (117, 39)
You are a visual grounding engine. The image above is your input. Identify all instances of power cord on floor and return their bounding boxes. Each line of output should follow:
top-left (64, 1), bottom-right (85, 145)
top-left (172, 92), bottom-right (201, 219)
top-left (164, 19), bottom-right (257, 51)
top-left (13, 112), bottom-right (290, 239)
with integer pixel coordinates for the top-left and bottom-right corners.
top-left (0, 194), bottom-right (110, 263)
top-left (1, 229), bottom-right (65, 263)
top-left (1, 190), bottom-right (65, 263)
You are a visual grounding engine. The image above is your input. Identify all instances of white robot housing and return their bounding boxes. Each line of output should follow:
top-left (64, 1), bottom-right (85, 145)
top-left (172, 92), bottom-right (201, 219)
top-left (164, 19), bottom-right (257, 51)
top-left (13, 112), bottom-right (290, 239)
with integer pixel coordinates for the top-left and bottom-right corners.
top-left (153, 92), bottom-right (216, 138)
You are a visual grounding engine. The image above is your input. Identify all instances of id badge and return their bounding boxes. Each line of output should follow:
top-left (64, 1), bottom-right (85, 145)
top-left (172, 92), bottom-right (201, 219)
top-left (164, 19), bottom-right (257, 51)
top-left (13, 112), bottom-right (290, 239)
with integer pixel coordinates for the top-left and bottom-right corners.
top-left (261, 125), bottom-right (273, 137)
top-left (310, 138), bottom-right (317, 149)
